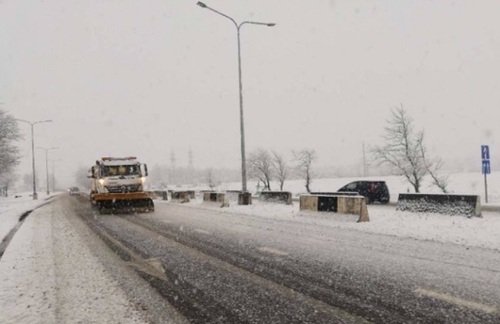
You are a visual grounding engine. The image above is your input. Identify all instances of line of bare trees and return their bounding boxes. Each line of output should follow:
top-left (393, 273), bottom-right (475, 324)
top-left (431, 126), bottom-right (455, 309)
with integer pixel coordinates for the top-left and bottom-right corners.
top-left (247, 148), bottom-right (317, 193)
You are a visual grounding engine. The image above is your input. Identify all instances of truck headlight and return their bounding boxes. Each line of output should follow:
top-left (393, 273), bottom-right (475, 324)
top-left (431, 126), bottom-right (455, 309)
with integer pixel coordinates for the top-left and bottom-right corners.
top-left (99, 179), bottom-right (105, 185)
top-left (140, 177), bottom-right (146, 183)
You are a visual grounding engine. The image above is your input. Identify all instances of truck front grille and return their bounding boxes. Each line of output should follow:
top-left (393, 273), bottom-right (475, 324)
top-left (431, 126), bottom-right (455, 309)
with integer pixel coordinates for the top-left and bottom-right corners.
top-left (106, 185), bottom-right (141, 193)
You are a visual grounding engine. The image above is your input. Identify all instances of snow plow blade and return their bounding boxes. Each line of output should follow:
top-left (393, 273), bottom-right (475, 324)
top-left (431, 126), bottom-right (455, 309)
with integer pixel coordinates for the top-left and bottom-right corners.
top-left (92, 192), bottom-right (155, 214)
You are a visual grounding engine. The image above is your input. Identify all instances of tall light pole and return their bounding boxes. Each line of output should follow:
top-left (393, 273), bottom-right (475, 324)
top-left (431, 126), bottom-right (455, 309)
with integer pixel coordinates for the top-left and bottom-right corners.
top-left (37, 147), bottom-right (58, 195)
top-left (197, 1), bottom-right (275, 202)
top-left (15, 119), bottom-right (53, 199)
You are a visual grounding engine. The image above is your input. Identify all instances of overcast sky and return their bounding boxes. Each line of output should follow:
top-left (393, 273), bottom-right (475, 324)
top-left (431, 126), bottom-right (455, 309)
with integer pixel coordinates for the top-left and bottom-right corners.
top-left (1, 0), bottom-right (499, 188)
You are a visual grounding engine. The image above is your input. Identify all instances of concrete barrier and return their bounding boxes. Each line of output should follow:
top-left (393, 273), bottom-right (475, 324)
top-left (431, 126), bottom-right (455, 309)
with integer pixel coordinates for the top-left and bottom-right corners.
top-left (170, 191), bottom-right (191, 203)
top-left (203, 192), bottom-right (229, 207)
top-left (238, 192), bottom-right (252, 205)
top-left (397, 193), bottom-right (481, 217)
top-left (259, 191), bottom-right (293, 205)
top-left (299, 194), bottom-right (369, 222)
top-left (150, 190), bottom-right (168, 200)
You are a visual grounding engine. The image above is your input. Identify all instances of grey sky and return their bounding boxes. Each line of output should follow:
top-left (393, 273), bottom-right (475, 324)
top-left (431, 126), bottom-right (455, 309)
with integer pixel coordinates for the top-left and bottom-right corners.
top-left (1, 0), bottom-right (499, 188)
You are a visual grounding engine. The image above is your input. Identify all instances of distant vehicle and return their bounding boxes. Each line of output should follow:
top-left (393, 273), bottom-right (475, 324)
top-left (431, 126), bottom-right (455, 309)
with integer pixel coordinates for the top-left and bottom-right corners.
top-left (337, 181), bottom-right (390, 204)
top-left (68, 187), bottom-right (80, 196)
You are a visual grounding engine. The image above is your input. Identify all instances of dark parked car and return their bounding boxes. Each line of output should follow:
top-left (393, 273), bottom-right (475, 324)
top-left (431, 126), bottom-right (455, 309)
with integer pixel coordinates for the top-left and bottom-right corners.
top-left (338, 181), bottom-right (390, 204)
top-left (68, 187), bottom-right (80, 196)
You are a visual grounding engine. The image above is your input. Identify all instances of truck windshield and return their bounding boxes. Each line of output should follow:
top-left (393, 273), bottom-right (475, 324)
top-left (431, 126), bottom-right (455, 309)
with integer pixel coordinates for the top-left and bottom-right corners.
top-left (102, 165), bottom-right (139, 176)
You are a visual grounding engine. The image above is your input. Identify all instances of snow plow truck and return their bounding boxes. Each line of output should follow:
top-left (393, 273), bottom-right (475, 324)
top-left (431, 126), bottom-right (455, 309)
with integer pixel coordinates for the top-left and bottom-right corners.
top-left (88, 157), bottom-right (154, 213)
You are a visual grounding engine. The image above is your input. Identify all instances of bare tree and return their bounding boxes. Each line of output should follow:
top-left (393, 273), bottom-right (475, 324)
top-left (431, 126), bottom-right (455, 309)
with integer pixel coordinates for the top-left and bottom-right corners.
top-left (247, 148), bottom-right (273, 191)
top-left (0, 109), bottom-right (22, 183)
top-left (419, 134), bottom-right (449, 193)
top-left (271, 151), bottom-right (289, 191)
top-left (371, 105), bottom-right (446, 193)
top-left (293, 149), bottom-right (317, 193)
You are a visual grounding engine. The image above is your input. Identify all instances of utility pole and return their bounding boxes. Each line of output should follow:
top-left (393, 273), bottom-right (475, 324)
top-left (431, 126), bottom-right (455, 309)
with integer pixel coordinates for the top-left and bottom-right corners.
top-left (15, 119), bottom-right (53, 199)
top-left (197, 1), bottom-right (275, 204)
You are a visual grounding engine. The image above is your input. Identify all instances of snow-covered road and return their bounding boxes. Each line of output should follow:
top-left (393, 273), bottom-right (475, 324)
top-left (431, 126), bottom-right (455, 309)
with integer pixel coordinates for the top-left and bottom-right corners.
top-left (0, 194), bottom-right (187, 324)
top-left (1, 193), bottom-right (499, 323)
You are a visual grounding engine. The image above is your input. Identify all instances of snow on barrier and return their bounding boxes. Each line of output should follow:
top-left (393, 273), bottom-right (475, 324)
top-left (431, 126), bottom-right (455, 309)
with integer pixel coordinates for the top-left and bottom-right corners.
top-left (259, 191), bottom-right (293, 205)
top-left (397, 193), bottom-right (481, 217)
top-left (310, 191), bottom-right (358, 196)
top-left (299, 194), bottom-right (369, 222)
top-left (203, 192), bottom-right (229, 207)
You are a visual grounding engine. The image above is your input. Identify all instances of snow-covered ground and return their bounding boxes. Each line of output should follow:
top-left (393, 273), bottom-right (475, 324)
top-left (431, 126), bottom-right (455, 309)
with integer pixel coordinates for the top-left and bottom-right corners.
top-left (163, 196), bottom-right (500, 252)
top-left (0, 193), bottom-right (187, 324)
top-left (0, 183), bottom-right (499, 323)
top-left (0, 178), bottom-right (500, 323)
top-left (0, 192), bottom-right (57, 243)
top-left (156, 172), bottom-right (500, 251)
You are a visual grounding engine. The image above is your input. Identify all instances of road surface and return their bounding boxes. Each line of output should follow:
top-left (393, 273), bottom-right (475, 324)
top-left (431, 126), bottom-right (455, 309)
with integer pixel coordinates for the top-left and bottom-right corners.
top-left (2, 195), bottom-right (499, 323)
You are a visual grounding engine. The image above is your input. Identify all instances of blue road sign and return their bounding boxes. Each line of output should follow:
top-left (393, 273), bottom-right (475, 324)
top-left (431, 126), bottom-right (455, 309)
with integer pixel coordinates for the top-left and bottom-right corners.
top-left (482, 160), bottom-right (491, 174)
top-left (481, 145), bottom-right (490, 160)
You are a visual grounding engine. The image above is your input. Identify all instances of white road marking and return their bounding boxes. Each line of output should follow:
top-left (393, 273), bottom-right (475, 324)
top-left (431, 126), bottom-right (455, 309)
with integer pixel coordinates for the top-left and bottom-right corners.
top-left (415, 288), bottom-right (497, 314)
top-left (257, 247), bottom-right (289, 256)
top-left (193, 229), bottom-right (211, 235)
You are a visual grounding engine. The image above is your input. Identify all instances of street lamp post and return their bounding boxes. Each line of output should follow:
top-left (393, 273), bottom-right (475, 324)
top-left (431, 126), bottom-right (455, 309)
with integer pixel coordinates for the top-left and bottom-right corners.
top-left (37, 147), bottom-right (58, 195)
top-left (15, 119), bottom-right (53, 200)
top-left (197, 2), bottom-right (275, 203)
